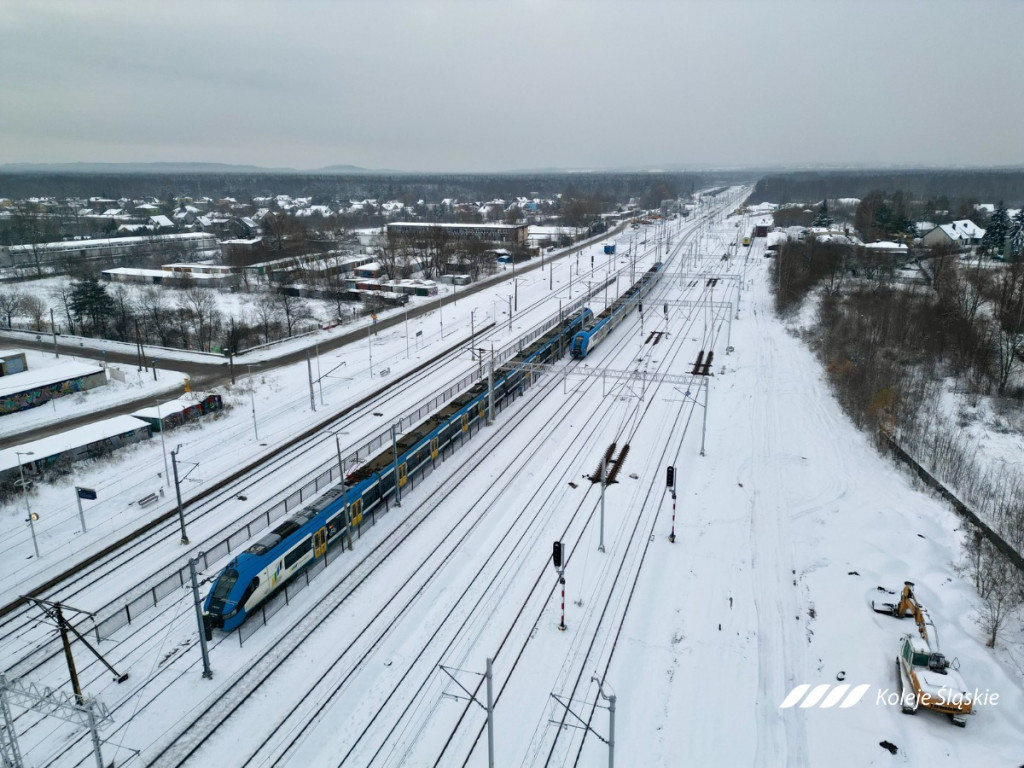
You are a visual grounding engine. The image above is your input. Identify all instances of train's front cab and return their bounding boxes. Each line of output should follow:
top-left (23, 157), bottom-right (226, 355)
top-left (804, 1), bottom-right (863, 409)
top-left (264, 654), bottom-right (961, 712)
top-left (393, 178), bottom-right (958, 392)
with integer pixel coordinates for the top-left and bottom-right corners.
top-left (570, 331), bottom-right (590, 359)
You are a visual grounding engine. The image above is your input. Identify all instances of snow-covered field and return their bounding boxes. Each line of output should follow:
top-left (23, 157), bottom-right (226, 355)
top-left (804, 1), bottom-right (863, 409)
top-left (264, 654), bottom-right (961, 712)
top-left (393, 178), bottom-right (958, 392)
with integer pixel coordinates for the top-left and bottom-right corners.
top-left (2, 195), bottom-right (1022, 766)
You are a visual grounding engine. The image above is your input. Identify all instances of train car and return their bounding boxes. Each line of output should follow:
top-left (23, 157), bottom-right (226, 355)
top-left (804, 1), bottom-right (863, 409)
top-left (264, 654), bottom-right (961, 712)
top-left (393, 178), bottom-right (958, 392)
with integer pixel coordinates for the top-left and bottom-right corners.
top-left (742, 235), bottom-right (751, 247)
top-left (205, 308), bottom-right (592, 631)
top-left (570, 262), bottom-right (663, 360)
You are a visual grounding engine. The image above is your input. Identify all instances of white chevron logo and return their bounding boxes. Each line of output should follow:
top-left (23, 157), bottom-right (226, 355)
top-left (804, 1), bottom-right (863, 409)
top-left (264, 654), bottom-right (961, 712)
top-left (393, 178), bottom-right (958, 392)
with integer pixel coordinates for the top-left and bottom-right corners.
top-left (780, 683), bottom-right (872, 709)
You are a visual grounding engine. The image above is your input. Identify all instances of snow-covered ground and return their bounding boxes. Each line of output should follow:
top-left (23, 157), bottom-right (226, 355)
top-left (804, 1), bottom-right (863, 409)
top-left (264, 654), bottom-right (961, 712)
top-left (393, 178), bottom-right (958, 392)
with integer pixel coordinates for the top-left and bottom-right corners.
top-left (2, 195), bottom-right (1022, 766)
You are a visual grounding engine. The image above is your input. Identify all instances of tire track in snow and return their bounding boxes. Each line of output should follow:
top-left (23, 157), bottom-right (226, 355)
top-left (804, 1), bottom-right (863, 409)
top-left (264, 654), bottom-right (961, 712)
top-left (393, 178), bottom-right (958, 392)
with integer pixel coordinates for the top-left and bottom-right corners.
top-left (748, 278), bottom-right (809, 768)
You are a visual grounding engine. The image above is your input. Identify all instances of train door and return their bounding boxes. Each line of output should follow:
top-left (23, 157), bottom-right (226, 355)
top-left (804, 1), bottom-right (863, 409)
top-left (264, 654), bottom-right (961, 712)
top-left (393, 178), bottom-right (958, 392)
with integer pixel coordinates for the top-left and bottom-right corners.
top-left (461, 413), bottom-right (468, 433)
top-left (430, 437), bottom-right (439, 460)
top-left (350, 498), bottom-right (363, 526)
top-left (478, 401), bottom-right (486, 421)
top-left (313, 527), bottom-right (327, 558)
top-left (398, 462), bottom-right (407, 487)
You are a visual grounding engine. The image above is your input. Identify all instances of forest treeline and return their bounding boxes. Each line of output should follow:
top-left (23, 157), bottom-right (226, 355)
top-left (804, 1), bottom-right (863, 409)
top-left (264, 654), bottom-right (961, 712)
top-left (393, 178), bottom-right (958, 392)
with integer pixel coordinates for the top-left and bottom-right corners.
top-left (748, 169), bottom-right (1024, 207)
top-left (0, 170), bottom-right (745, 207)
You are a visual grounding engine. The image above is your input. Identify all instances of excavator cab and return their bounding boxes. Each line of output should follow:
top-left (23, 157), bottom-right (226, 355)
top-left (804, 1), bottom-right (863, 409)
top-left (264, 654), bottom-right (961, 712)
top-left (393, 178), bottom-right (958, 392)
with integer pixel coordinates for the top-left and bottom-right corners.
top-left (928, 652), bottom-right (949, 674)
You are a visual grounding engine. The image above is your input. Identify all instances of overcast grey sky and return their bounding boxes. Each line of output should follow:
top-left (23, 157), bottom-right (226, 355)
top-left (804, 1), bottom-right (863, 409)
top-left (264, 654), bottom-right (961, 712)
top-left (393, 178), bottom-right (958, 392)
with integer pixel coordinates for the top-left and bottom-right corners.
top-left (2, 0), bottom-right (1022, 172)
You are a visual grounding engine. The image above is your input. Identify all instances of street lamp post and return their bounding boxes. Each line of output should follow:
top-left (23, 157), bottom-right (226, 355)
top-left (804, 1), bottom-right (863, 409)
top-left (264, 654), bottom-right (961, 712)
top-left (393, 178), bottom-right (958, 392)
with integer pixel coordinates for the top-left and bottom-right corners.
top-left (170, 445), bottom-right (189, 545)
top-left (16, 451), bottom-right (39, 558)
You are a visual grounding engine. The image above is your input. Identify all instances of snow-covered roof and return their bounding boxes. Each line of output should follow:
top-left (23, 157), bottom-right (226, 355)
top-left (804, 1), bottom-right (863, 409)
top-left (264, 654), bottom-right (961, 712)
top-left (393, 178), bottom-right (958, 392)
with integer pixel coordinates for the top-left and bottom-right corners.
top-left (933, 219), bottom-right (985, 242)
top-left (865, 241), bottom-right (909, 252)
top-left (0, 415), bottom-right (148, 474)
top-left (149, 215), bottom-right (174, 228)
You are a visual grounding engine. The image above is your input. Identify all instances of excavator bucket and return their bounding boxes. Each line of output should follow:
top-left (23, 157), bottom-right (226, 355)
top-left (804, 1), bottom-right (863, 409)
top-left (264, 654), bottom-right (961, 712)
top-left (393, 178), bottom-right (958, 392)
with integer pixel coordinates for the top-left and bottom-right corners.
top-left (871, 582), bottom-right (917, 617)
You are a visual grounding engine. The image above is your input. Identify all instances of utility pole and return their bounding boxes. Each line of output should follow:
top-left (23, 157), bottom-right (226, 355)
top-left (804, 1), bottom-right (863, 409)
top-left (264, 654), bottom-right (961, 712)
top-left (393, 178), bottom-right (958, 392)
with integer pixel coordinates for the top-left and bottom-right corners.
top-left (306, 352), bottom-right (316, 411)
top-left (50, 307), bottom-right (59, 358)
top-left (171, 445), bottom-right (188, 545)
top-left (23, 598), bottom-right (129, 700)
top-left (367, 323), bottom-right (373, 377)
top-left (391, 423), bottom-right (402, 506)
top-left (336, 437), bottom-right (353, 550)
top-left (437, 659), bottom-right (496, 767)
top-left (247, 365), bottom-right (259, 441)
top-left (188, 556), bottom-right (213, 679)
top-left (15, 451), bottom-right (39, 558)
top-left (592, 675), bottom-right (616, 768)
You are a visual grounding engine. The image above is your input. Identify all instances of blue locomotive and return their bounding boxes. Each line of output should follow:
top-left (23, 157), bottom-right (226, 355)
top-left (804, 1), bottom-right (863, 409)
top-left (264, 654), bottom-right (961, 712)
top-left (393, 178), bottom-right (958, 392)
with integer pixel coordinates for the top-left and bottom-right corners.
top-left (570, 262), bottom-right (663, 359)
top-left (205, 308), bottom-right (592, 631)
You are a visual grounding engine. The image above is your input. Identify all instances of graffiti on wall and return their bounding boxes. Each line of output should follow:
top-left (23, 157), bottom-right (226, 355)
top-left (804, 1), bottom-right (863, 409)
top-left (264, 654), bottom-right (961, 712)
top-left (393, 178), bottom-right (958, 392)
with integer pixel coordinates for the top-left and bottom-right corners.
top-left (0, 377), bottom-right (86, 416)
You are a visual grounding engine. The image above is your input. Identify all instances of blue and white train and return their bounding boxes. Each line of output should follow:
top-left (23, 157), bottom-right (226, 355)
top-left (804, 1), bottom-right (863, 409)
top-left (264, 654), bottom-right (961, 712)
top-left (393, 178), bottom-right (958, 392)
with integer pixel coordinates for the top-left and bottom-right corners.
top-left (570, 262), bottom-right (663, 359)
top-left (204, 308), bottom-right (592, 631)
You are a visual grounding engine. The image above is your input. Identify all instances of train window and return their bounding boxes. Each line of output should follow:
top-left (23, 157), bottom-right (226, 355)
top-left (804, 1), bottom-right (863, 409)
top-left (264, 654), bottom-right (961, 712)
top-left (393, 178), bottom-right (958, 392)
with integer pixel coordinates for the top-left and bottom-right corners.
top-left (211, 569), bottom-right (238, 602)
top-left (284, 538), bottom-right (311, 569)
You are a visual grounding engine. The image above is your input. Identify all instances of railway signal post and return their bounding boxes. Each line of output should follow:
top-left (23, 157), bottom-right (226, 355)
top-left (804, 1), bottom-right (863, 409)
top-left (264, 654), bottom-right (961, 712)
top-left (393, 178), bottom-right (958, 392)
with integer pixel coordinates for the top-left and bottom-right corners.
top-left (666, 466), bottom-right (676, 543)
top-left (598, 456), bottom-right (607, 553)
top-left (552, 541), bottom-right (566, 631)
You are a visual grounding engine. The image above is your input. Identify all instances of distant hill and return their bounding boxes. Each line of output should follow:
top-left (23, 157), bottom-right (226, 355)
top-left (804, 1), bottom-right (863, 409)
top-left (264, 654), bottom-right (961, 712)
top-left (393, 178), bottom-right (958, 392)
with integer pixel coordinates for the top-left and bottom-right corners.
top-left (0, 161), bottom-right (411, 175)
top-left (0, 161), bottom-right (300, 174)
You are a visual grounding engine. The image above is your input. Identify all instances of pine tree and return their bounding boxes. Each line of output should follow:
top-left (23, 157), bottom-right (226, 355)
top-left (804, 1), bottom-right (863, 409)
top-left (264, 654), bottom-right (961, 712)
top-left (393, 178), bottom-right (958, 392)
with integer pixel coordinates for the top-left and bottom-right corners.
top-left (812, 199), bottom-right (834, 228)
top-left (981, 202), bottom-right (1010, 256)
top-left (1008, 208), bottom-right (1024, 261)
top-left (70, 275), bottom-right (115, 336)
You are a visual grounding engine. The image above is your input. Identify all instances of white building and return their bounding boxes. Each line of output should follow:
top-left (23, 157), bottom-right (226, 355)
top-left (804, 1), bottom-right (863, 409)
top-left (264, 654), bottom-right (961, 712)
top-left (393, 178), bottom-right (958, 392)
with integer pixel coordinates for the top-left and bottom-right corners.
top-left (921, 220), bottom-right (986, 251)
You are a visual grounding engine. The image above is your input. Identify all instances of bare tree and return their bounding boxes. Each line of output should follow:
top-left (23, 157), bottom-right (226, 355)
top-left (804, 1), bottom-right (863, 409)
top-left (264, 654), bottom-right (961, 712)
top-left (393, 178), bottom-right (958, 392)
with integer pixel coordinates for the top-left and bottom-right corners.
top-left (177, 286), bottom-right (220, 351)
top-left (110, 285), bottom-right (137, 342)
top-left (276, 290), bottom-right (315, 336)
top-left (51, 282), bottom-right (76, 335)
top-left (989, 263), bottom-right (1024, 395)
top-left (139, 287), bottom-right (174, 346)
top-left (426, 225), bottom-right (452, 279)
top-left (20, 294), bottom-right (46, 330)
top-left (0, 289), bottom-right (25, 328)
top-left (251, 291), bottom-right (282, 343)
top-left (964, 534), bottom-right (1023, 648)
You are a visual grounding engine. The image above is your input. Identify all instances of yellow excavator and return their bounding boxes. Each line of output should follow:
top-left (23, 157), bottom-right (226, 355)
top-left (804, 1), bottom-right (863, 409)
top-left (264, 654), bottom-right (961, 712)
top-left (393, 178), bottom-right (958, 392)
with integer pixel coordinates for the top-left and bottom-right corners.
top-left (873, 581), bottom-right (973, 726)
top-left (872, 581), bottom-right (931, 642)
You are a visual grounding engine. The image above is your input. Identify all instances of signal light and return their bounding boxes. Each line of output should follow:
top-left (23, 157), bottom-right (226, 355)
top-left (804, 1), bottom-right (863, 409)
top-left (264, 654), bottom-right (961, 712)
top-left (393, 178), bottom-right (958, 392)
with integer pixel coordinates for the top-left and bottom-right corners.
top-left (552, 541), bottom-right (563, 569)
top-left (666, 466), bottom-right (675, 488)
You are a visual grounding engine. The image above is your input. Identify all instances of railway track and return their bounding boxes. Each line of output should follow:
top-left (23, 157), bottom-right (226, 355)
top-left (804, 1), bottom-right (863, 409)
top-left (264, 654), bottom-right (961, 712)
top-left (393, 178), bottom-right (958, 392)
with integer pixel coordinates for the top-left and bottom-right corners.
top-left (147, 221), bottom-right (730, 767)
top-left (0, 323), bottom-right (499, 676)
top-left (7, 201), bottom-right (744, 766)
